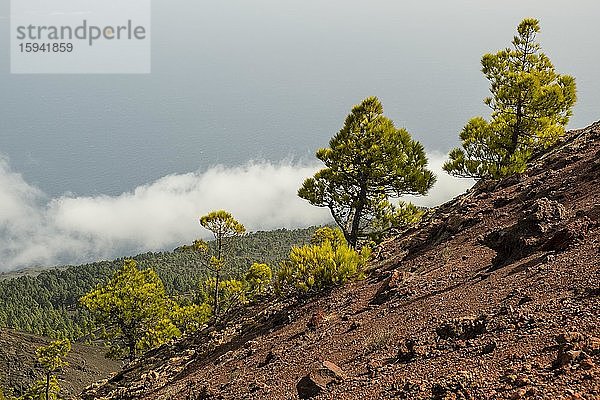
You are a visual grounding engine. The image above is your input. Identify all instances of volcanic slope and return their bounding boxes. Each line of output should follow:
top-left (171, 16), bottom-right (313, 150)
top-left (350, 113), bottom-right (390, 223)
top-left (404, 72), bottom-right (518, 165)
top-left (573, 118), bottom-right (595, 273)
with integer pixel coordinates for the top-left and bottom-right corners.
top-left (82, 122), bottom-right (600, 400)
top-left (0, 329), bottom-right (120, 398)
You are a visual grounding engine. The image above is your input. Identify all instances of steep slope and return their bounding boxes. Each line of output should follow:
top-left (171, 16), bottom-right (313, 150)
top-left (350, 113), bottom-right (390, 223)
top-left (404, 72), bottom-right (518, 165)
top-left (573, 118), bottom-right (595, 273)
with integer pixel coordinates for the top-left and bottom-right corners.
top-left (81, 122), bottom-right (600, 400)
top-left (0, 329), bottom-right (120, 398)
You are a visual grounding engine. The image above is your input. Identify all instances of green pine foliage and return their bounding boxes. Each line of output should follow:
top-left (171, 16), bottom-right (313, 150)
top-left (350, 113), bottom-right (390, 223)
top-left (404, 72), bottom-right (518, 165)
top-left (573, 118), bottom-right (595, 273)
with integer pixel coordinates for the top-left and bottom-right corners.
top-left (19, 378), bottom-right (60, 400)
top-left (444, 18), bottom-right (577, 179)
top-left (298, 96), bottom-right (435, 248)
top-left (309, 226), bottom-right (346, 248)
top-left (170, 303), bottom-right (211, 334)
top-left (199, 278), bottom-right (246, 318)
top-left (278, 227), bottom-right (370, 294)
top-left (0, 227), bottom-right (317, 340)
top-left (20, 339), bottom-right (70, 400)
top-left (80, 260), bottom-right (180, 360)
top-left (244, 263), bottom-right (273, 297)
top-left (368, 201), bottom-right (424, 244)
top-left (194, 210), bottom-right (246, 320)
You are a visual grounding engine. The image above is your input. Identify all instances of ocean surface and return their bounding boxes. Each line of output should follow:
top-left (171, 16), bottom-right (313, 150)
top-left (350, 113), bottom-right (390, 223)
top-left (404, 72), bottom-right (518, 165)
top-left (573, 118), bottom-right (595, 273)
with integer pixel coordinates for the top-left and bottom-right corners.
top-left (1, 0), bottom-right (598, 197)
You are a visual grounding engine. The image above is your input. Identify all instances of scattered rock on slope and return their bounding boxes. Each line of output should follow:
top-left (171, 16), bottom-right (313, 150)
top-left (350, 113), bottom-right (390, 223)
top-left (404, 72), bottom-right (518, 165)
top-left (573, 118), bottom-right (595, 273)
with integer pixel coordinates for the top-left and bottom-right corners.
top-left (79, 122), bottom-right (600, 400)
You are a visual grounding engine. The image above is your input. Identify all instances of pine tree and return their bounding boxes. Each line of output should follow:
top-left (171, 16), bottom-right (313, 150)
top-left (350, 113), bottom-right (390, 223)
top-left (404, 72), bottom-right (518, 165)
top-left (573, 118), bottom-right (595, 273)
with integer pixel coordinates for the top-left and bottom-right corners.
top-left (80, 260), bottom-right (180, 361)
top-left (298, 97), bottom-right (435, 248)
top-left (37, 339), bottom-right (70, 400)
top-left (197, 211), bottom-right (246, 320)
top-left (444, 18), bottom-right (577, 179)
top-left (19, 339), bottom-right (70, 400)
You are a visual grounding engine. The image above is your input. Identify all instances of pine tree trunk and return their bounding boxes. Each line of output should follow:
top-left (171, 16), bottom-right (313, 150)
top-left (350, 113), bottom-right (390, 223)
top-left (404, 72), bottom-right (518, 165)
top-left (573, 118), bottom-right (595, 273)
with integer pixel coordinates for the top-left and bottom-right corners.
top-left (213, 236), bottom-right (222, 320)
top-left (45, 372), bottom-right (50, 400)
top-left (214, 269), bottom-right (220, 321)
top-left (349, 184), bottom-right (368, 248)
top-left (128, 339), bottom-right (136, 362)
top-left (510, 101), bottom-right (523, 158)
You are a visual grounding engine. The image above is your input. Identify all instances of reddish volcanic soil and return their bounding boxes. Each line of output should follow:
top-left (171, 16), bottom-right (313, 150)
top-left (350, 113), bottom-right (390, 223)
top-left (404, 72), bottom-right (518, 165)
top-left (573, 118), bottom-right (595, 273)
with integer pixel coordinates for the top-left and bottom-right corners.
top-left (82, 122), bottom-right (600, 400)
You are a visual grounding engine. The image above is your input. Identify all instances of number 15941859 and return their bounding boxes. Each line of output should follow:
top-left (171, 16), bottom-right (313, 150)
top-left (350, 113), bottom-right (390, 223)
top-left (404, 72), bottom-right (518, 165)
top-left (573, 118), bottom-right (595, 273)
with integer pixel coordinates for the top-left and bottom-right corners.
top-left (19, 42), bottom-right (74, 53)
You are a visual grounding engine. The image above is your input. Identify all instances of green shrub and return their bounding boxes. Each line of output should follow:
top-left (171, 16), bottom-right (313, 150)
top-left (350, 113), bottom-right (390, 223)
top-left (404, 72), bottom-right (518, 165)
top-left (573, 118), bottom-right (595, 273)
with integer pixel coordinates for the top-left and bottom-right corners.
top-left (245, 263), bottom-right (273, 297)
top-left (368, 200), bottom-right (424, 243)
top-left (200, 278), bottom-right (247, 316)
top-left (170, 303), bottom-right (211, 334)
top-left (278, 228), bottom-right (369, 294)
top-left (310, 226), bottom-right (346, 248)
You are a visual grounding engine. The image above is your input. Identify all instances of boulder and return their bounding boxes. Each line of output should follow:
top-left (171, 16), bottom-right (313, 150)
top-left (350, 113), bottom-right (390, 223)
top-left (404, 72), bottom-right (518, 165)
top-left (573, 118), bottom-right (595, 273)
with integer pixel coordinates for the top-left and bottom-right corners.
top-left (296, 361), bottom-right (346, 399)
top-left (397, 338), bottom-right (422, 363)
top-left (436, 315), bottom-right (487, 340)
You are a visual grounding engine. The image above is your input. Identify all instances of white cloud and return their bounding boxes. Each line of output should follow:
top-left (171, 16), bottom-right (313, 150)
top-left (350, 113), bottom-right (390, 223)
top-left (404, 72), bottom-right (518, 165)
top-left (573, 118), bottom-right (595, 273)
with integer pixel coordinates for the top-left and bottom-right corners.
top-left (402, 151), bottom-right (475, 207)
top-left (0, 154), bottom-right (473, 271)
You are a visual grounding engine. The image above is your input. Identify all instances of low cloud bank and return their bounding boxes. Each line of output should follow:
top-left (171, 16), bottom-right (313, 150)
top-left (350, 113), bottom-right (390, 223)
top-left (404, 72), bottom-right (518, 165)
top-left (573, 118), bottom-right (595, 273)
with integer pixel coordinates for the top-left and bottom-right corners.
top-left (401, 151), bottom-right (475, 207)
top-left (0, 154), bottom-right (473, 271)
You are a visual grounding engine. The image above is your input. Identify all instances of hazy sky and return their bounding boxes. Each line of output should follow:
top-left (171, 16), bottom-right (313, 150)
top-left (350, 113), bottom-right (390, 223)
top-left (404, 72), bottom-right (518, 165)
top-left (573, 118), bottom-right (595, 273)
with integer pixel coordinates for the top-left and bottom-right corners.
top-left (0, 0), bottom-right (598, 270)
